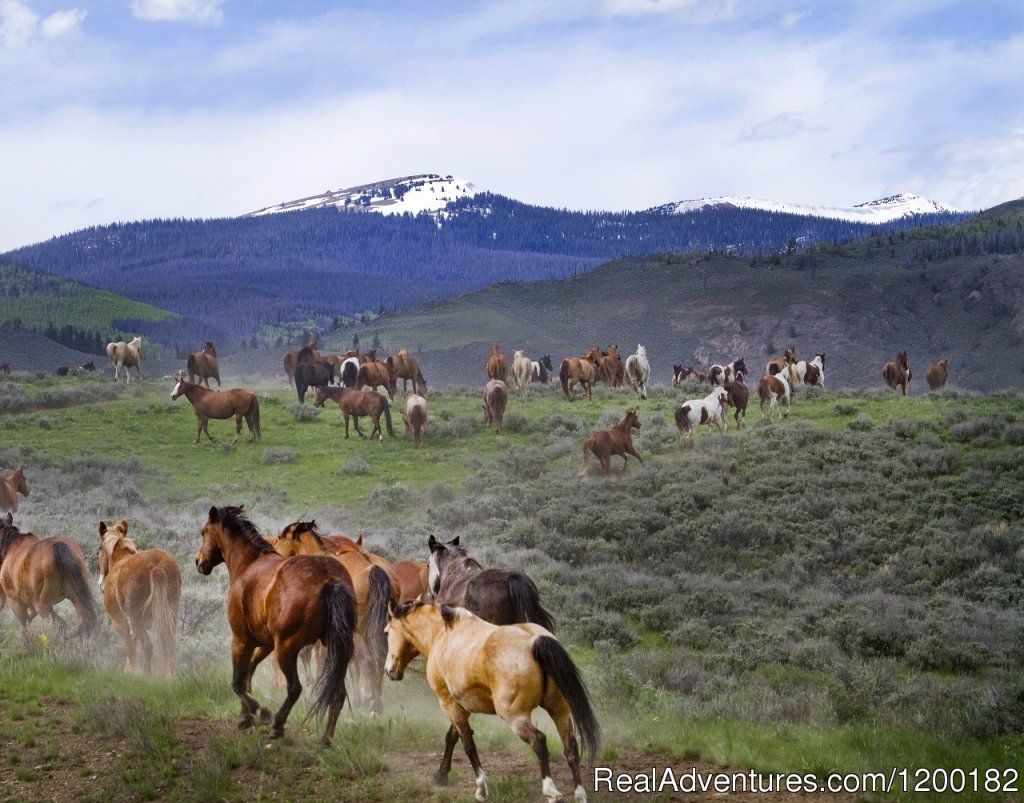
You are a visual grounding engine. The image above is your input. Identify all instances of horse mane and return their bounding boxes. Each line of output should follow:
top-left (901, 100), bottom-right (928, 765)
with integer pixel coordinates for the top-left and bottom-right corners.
top-left (286, 520), bottom-right (329, 551)
top-left (0, 521), bottom-right (29, 561)
top-left (392, 599), bottom-right (469, 628)
top-left (297, 344), bottom-right (317, 364)
top-left (217, 506), bottom-right (276, 554)
top-left (100, 526), bottom-right (137, 557)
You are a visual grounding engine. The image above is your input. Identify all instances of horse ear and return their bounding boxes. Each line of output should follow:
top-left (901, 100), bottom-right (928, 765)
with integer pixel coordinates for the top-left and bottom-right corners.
top-left (450, 536), bottom-right (460, 547)
top-left (387, 600), bottom-right (396, 618)
top-left (208, 506), bottom-right (219, 523)
top-left (98, 521), bottom-right (107, 537)
top-left (119, 520), bottom-right (129, 534)
top-left (5, 512), bottom-right (12, 525)
top-left (428, 534), bottom-right (439, 551)
top-left (356, 534), bottom-right (363, 546)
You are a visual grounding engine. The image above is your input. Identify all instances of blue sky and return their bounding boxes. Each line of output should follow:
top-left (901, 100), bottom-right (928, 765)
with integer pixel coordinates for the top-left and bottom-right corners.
top-left (2, 0), bottom-right (1023, 250)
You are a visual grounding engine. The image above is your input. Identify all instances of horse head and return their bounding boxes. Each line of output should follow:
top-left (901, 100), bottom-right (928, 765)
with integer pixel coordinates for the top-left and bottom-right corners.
top-left (624, 410), bottom-right (641, 430)
top-left (427, 535), bottom-right (464, 595)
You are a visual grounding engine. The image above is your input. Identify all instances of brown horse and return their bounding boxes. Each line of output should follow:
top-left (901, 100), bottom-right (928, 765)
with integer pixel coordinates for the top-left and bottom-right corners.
top-left (765, 345), bottom-right (797, 379)
top-left (314, 385), bottom-right (394, 441)
top-left (0, 468), bottom-right (29, 514)
top-left (394, 560), bottom-right (429, 602)
top-left (402, 393), bottom-right (428, 447)
top-left (486, 344), bottom-right (508, 382)
top-left (356, 358), bottom-right (397, 400)
top-left (393, 348), bottom-right (427, 395)
top-left (483, 379), bottom-right (508, 432)
top-left (283, 341), bottom-right (319, 388)
top-left (581, 409), bottom-right (643, 475)
top-left (559, 347), bottom-right (601, 401)
top-left (195, 506), bottom-right (356, 744)
top-left (757, 372), bottom-right (792, 420)
top-left (926, 358), bottom-right (949, 390)
top-left (883, 351), bottom-right (912, 395)
top-left (187, 341), bottom-right (220, 388)
top-left (385, 601), bottom-right (600, 803)
top-left (599, 345), bottom-right (624, 388)
top-left (171, 374), bottom-right (261, 444)
top-left (97, 520), bottom-right (181, 677)
top-left (724, 376), bottom-right (749, 428)
top-left (0, 513), bottom-right (98, 639)
top-left (106, 336), bottom-right (143, 383)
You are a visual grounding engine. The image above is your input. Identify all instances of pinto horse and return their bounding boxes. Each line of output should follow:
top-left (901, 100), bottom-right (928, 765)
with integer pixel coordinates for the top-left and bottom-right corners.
top-left (483, 379), bottom-right (508, 432)
top-left (765, 345), bottom-right (797, 379)
top-left (106, 336), bottom-right (143, 383)
top-left (882, 351), bottom-right (912, 396)
top-left (0, 468), bottom-right (29, 514)
top-left (757, 372), bottom-right (792, 421)
top-left (356, 358), bottom-right (397, 401)
top-left (314, 385), bottom-right (394, 441)
top-left (708, 358), bottom-right (747, 386)
top-left (171, 375), bottom-right (261, 444)
top-left (790, 353), bottom-right (825, 388)
top-left (599, 345), bottom-right (624, 388)
top-left (402, 393), bottom-right (428, 447)
top-left (675, 387), bottom-right (729, 442)
top-left (559, 347), bottom-right (601, 401)
top-left (385, 601), bottom-right (600, 803)
top-left (97, 520), bottom-right (181, 677)
top-left (0, 513), bottom-right (98, 639)
top-left (532, 355), bottom-right (554, 384)
top-left (187, 341), bottom-right (220, 388)
top-left (393, 348), bottom-right (427, 395)
top-left (581, 410), bottom-right (643, 475)
top-left (195, 506), bottom-right (356, 744)
top-left (511, 350), bottom-right (533, 392)
top-left (926, 358), bottom-right (949, 390)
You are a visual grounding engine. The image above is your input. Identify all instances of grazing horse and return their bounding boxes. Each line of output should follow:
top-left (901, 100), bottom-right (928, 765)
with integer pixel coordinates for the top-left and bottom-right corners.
top-left (195, 506), bottom-right (356, 744)
top-left (765, 345), bottom-right (797, 379)
top-left (314, 386), bottom-right (394, 441)
top-left (757, 372), bottom-right (792, 421)
top-left (385, 601), bottom-right (599, 803)
top-left (674, 387), bottom-right (730, 442)
top-left (724, 375), bottom-right (749, 428)
top-left (97, 520), bottom-right (181, 677)
top-left (356, 358), bottom-right (397, 401)
top-left (926, 358), bottom-right (949, 391)
top-left (581, 410), bottom-right (643, 475)
top-left (394, 560), bottom-right (430, 602)
top-left (294, 344), bottom-right (336, 403)
top-left (283, 341), bottom-right (318, 388)
top-left (0, 513), bottom-right (98, 639)
top-left (187, 341), bottom-right (221, 388)
top-left (483, 379), bottom-right (508, 432)
top-left (599, 345), bottom-right (624, 388)
top-left (559, 347), bottom-right (601, 401)
top-left (624, 345), bottom-right (651, 400)
top-left (708, 358), bottom-right (748, 386)
top-left (486, 344), bottom-right (508, 382)
top-left (532, 355), bottom-right (554, 384)
top-left (428, 535), bottom-right (555, 632)
top-left (511, 350), bottom-right (533, 392)
top-left (171, 374), bottom-right (261, 444)
top-left (106, 336), bottom-right (143, 383)
top-left (393, 348), bottom-right (427, 395)
top-left (882, 351), bottom-right (912, 396)
top-left (402, 393), bottom-right (428, 447)
top-left (0, 468), bottom-right (29, 514)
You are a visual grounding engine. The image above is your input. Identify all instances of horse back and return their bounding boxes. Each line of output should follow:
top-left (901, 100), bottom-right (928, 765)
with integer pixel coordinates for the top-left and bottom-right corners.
top-left (250, 555), bottom-right (353, 642)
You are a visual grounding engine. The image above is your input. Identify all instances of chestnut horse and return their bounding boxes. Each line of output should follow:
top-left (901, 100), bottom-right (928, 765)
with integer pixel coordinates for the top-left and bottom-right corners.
top-left (599, 345), bottom-right (624, 388)
top-left (883, 351), bottom-right (912, 396)
top-left (186, 341), bottom-right (220, 388)
top-left (581, 409), bottom-right (643, 475)
top-left (195, 506), bottom-right (356, 744)
top-left (356, 358), bottom-right (397, 401)
top-left (385, 601), bottom-right (600, 803)
top-left (393, 348), bottom-right (427, 395)
top-left (171, 374), bottom-right (261, 444)
top-left (97, 520), bottom-right (181, 677)
top-left (0, 468), bottom-right (29, 514)
top-left (486, 344), bottom-right (508, 382)
top-left (402, 393), bottom-right (428, 447)
top-left (0, 513), bottom-right (98, 639)
top-left (559, 347), bottom-right (601, 401)
top-left (394, 560), bottom-right (429, 602)
top-left (483, 379), bottom-right (508, 432)
top-left (765, 345), bottom-right (797, 379)
top-left (314, 385), bottom-right (394, 441)
top-left (106, 336), bottom-right (143, 383)
top-left (926, 358), bottom-right (949, 390)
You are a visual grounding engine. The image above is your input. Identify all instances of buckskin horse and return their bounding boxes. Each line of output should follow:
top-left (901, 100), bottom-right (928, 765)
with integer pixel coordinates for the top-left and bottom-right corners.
top-left (559, 347), bottom-right (601, 401)
top-left (0, 468), bottom-right (29, 514)
top-left (883, 351), bottom-right (912, 396)
top-left (187, 341), bottom-right (220, 388)
top-left (171, 374), bottom-right (261, 444)
top-left (581, 409), bottom-right (643, 475)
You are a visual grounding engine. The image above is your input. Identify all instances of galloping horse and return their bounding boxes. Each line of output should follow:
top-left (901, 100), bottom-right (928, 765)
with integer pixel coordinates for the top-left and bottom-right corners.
top-left (599, 345), bottom-right (624, 388)
top-left (171, 374), bottom-right (261, 444)
top-left (0, 468), bottom-right (29, 514)
top-left (195, 506), bottom-right (356, 744)
top-left (624, 345), bottom-right (651, 400)
top-left (402, 393), bottom-right (428, 447)
top-left (483, 379), bottom-right (508, 432)
top-left (708, 357), bottom-right (748, 386)
top-left (757, 372), bottom-right (792, 421)
top-left (532, 355), bottom-right (554, 384)
top-left (356, 358), bottom-right (397, 401)
top-left (427, 535), bottom-right (554, 632)
top-left (393, 348), bottom-right (427, 395)
top-left (724, 375), bottom-right (749, 428)
top-left (790, 353), bottom-right (825, 388)
top-left (559, 347), bottom-right (601, 401)
top-left (671, 365), bottom-right (704, 387)
top-left (486, 345), bottom-right (508, 382)
top-left (765, 346), bottom-right (797, 379)
top-left (0, 513), bottom-right (98, 639)
top-left (926, 358), bottom-right (949, 390)
top-left (581, 410), bottom-right (643, 475)
top-left (97, 520), bottom-right (181, 677)
top-left (283, 341), bottom-right (318, 388)
top-left (675, 387), bottom-right (730, 442)
top-left (385, 601), bottom-right (600, 803)
top-left (187, 341), bottom-right (220, 388)
top-left (313, 386), bottom-right (394, 441)
top-left (106, 337), bottom-right (143, 383)
top-left (511, 350), bottom-right (533, 392)
top-left (882, 351), bottom-right (912, 396)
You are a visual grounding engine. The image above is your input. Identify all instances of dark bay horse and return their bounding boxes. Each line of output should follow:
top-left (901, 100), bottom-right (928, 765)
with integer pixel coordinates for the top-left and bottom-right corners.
top-left (195, 506), bottom-right (357, 744)
top-left (0, 468), bottom-right (29, 514)
top-left (427, 535), bottom-right (554, 632)
top-left (187, 341), bottom-right (220, 388)
top-left (581, 409), bottom-right (643, 475)
top-left (0, 513), bottom-right (98, 639)
top-left (283, 341), bottom-right (319, 388)
top-left (314, 386), bottom-right (394, 441)
top-left (724, 375), bottom-right (749, 428)
top-left (393, 348), bottom-right (427, 395)
top-left (532, 355), bottom-right (554, 384)
top-left (559, 347), bottom-right (601, 401)
top-left (486, 344), bottom-right (508, 382)
top-left (171, 375), bottom-right (261, 444)
top-left (294, 344), bottom-right (336, 403)
top-left (883, 351), bottom-right (912, 395)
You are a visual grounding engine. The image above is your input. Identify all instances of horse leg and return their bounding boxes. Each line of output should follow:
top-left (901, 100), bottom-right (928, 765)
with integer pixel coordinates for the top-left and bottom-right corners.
top-left (369, 415), bottom-right (382, 442)
top-left (343, 412), bottom-right (350, 439)
top-left (435, 723), bottom-right (460, 786)
top-left (598, 452), bottom-right (611, 475)
top-left (450, 712), bottom-right (488, 802)
top-left (134, 616), bottom-right (155, 675)
top-left (232, 413), bottom-right (242, 444)
top-left (109, 608), bottom-right (138, 671)
top-left (270, 641), bottom-right (304, 739)
top-left (231, 639), bottom-right (269, 729)
top-left (508, 715), bottom-right (562, 802)
top-left (550, 704), bottom-right (587, 803)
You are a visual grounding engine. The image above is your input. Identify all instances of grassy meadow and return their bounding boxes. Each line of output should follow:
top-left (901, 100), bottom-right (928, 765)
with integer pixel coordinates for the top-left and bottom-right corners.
top-left (1, 371), bottom-right (1022, 801)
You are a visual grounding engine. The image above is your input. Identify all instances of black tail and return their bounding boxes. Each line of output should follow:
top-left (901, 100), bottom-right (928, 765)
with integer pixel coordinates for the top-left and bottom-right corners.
top-left (310, 581), bottom-right (356, 720)
top-left (507, 573), bottom-right (555, 633)
top-left (186, 353), bottom-right (197, 380)
top-left (382, 399), bottom-right (395, 437)
top-left (247, 396), bottom-right (261, 440)
top-left (362, 566), bottom-right (392, 668)
top-left (53, 542), bottom-right (98, 637)
top-left (532, 636), bottom-right (600, 761)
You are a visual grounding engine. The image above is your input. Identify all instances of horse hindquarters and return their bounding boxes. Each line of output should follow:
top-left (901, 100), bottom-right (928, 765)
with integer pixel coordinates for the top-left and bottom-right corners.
top-left (51, 542), bottom-right (98, 638)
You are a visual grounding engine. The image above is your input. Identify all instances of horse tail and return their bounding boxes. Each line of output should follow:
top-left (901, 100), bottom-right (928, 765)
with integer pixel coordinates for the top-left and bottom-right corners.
top-left (362, 566), bottom-right (392, 669)
top-left (507, 573), bottom-right (555, 632)
top-left (247, 395), bottom-right (261, 440)
top-left (579, 436), bottom-right (593, 475)
top-left (186, 352), bottom-right (197, 379)
top-left (310, 580), bottom-right (357, 721)
top-left (147, 566), bottom-right (179, 676)
top-left (381, 398), bottom-right (394, 437)
top-left (53, 542), bottom-right (98, 637)
top-left (532, 636), bottom-right (600, 761)
top-left (559, 360), bottom-right (571, 399)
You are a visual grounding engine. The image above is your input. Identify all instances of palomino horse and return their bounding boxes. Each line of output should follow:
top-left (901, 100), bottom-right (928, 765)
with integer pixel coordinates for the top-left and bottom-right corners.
top-left (394, 560), bottom-right (429, 602)
top-left (97, 520), bottom-right (181, 677)
top-left (624, 345), bottom-right (651, 400)
top-left (314, 386), bottom-right (395, 441)
top-left (195, 506), bottom-right (356, 744)
top-left (356, 358), bottom-right (397, 401)
top-left (765, 346), bottom-right (797, 379)
top-left (674, 387), bottom-right (730, 442)
top-left (559, 347), bottom-right (601, 401)
top-left (0, 513), bottom-right (98, 639)
top-left (486, 344), bottom-right (508, 382)
top-left (402, 393), bottom-right (428, 447)
top-left (581, 410), bottom-right (643, 475)
top-left (724, 375), bottom-right (749, 428)
top-left (427, 535), bottom-right (555, 632)
top-left (599, 345), bottom-right (624, 388)
top-left (283, 341), bottom-right (318, 388)
top-left (385, 601), bottom-right (600, 803)
top-left (532, 355), bottom-right (554, 384)
top-left (187, 341), bottom-right (220, 388)
top-left (0, 468), bottom-right (29, 514)
top-left (511, 350), bottom-right (533, 392)
top-left (106, 336), bottom-right (143, 383)
top-left (790, 353), bottom-right (825, 388)
top-left (483, 379), bottom-right (508, 432)
top-left (926, 358), bottom-right (949, 390)
top-left (757, 372), bottom-right (792, 421)
top-left (171, 374), bottom-right (261, 444)
top-left (882, 351), bottom-right (912, 396)
top-left (708, 358), bottom-right (748, 386)
top-left (393, 348), bottom-right (427, 395)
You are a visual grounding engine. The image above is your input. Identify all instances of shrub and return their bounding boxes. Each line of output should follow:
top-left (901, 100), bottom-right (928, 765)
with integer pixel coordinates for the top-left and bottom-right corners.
top-left (290, 403), bottom-right (320, 423)
top-left (260, 447), bottom-right (297, 465)
top-left (339, 457), bottom-right (370, 476)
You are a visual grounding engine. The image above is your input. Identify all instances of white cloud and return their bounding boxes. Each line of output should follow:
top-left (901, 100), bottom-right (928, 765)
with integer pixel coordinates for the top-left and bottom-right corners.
top-left (40, 8), bottom-right (86, 38)
top-left (131, 0), bottom-right (224, 24)
top-left (599, 0), bottom-right (737, 21)
top-left (0, 1), bottom-right (85, 47)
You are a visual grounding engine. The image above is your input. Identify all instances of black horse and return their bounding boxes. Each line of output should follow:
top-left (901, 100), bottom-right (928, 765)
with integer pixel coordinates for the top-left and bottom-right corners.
top-left (294, 344), bottom-right (336, 404)
top-left (532, 354), bottom-right (554, 384)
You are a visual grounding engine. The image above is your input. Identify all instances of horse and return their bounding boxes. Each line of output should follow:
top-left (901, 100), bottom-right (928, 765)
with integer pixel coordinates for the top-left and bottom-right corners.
top-left (581, 410), bottom-right (643, 476)
top-left (393, 348), bottom-right (427, 395)
top-left (882, 351), bottom-right (912, 396)
top-left (187, 341), bottom-right (220, 388)
top-left (599, 345), bottom-right (624, 389)
top-left (483, 379), bottom-right (508, 432)
top-left (195, 506), bottom-right (356, 744)
top-left (402, 393), bottom-right (428, 447)
top-left (708, 358), bottom-right (748, 386)
top-left (80, 360), bottom-right (96, 372)
top-left (356, 358), bottom-right (397, 401)
top-left (511, 350), bottom-right (533, 392)
top-left (624, 344), bottom-right (651, 400)
top-left (724, 374), bottom-right (749, 428)
top-left (294, 343), bottom-right (336, 403)
top-left (789, 353), bottom-right (825, 388)
top-left (338, 356), bottom-right (360, 388)
top-left (427, 535), bottom-right (555, 632)
top-left (926, 358), bottom-right (949, 390)
top-left (486, 344), bottom-right (508, 382)
top-left (674, 387), bottom-right (730, 442)
top-left (56, 365), bottom-right (69, 377)
top-left (394, 560), bottom-right (429, 602)
top-left (106, 336), bottom-right (143, 383)
top-left (559, 347), bottom-right (601, 401)
top-left (0, 468), bottom-right (29, 514)
top-left (283, 341), bottom-right (318, 388)
top-left (314, 385), bottom-right (394, 441)
top-left (97, 520), bottom-right (181, 677)
top-left (765, 346), bottom-right (797, 379)
top-left (0, 363), bottom-right (10, 375)
top-left (384, 601), bottom-right (600, 803)
top-left (170, 374), bottom-right (261, 444)
top-left (0, 513), bottom-right (98, 639)
top-left (532, 355), bottom-right (554, 385)
top-left (757, 372), bottom-right (792, 421)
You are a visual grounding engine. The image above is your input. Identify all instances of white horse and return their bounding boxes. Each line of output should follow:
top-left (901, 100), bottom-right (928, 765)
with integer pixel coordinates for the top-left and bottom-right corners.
top-left (674, 387), bottom-right (729, 442)
top-left (624, 344), bottom-right (651, 400)
top-left (511, 350), bottom-right (533, 392)
top-left (106, 336), bottom-right (143, 383)
top-left (756, 371), bottom-right (791, 421)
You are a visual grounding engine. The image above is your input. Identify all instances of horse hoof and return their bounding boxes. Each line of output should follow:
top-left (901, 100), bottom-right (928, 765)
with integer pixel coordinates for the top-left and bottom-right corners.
top-left (258, 708), bottom-right (273, 724)
top-left (433, 771), bottom-right (449, 787)
top-left (270, 727), bottom-right (285, 740)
